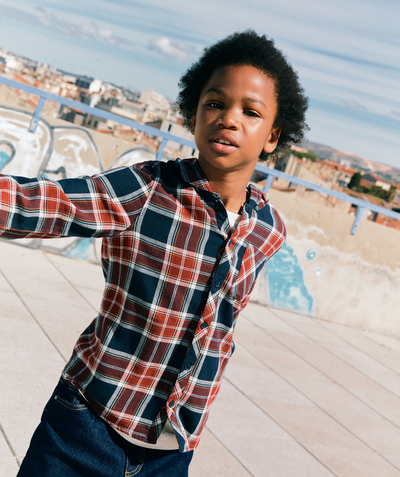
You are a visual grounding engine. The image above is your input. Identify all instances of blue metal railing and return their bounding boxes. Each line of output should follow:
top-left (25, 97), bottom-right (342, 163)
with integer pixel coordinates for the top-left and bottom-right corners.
top-left (254, 164), bottom-right (400, 234)
top-left (0, 76), bottom-right (195, 162)
top-left (1, 75), bottom-right (399, 235)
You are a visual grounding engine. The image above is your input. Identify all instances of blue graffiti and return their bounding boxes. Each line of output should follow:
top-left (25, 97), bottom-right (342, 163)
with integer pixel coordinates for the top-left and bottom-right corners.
top-left (0, 151), bottom-right (10, 170)
top-left (306, 248), bottom-right (317, 260)
top-left (65, 238), bottom-right (91, 260)
top-left (266, 242), bottom-right (315, 315)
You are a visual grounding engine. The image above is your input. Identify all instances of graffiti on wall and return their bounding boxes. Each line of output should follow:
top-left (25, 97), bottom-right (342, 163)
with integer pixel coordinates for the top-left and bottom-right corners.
top-left (0, 105), bottom-right (153, 261)
top-left (266, 242), bottom-right (315, 316)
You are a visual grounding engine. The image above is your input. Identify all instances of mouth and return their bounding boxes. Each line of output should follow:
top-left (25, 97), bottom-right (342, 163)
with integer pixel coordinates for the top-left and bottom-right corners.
top-left (209, 134), bottom-right (238, 153)
top-left (212, 139), bottom-right (237, 146)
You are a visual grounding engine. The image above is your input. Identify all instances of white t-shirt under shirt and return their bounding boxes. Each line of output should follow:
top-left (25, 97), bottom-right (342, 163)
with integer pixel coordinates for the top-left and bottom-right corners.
top-left (115, 210), bottom-right (242, 450)
top-left (227, 210), bottom-right (241, 230)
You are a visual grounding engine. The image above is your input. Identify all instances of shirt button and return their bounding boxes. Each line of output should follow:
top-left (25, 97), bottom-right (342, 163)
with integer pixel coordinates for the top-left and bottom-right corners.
top-left (214, 280), bottom-right (221, 289)
top-left (184, 363), bottom-right (192, 370)
top-left (200, 322), bottom-right (207, 329)
top-left (169, 401), bottom-right (175, 408)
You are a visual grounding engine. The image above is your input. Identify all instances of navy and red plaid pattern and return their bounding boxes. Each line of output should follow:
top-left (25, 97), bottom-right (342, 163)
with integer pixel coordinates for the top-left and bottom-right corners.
top-left (0, 158), bottom-right (286, 451)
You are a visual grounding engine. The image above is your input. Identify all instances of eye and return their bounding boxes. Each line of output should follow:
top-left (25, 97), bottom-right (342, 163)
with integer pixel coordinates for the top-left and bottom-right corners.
top-left (207, 101), bottom-right (222, 109)
top-left (244, 110), bottom-right (261, 118)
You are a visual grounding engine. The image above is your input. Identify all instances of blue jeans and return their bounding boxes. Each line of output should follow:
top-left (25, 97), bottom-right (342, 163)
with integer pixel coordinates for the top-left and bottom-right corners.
top-left (17, 378), bottom-right (193, 477)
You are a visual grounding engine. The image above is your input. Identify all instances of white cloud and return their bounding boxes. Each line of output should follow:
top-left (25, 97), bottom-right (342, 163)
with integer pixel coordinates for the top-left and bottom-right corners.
top-left (148, 37), bottom-right (194, 62)
top-left (342, 99), bottom-right (367, 111)
top-left (0, 5), bottom-right (131, 47)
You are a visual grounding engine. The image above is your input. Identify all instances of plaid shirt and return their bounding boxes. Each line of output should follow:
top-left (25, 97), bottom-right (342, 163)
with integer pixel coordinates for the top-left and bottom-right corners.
top-left (0, 158), bottom-right (285, 452)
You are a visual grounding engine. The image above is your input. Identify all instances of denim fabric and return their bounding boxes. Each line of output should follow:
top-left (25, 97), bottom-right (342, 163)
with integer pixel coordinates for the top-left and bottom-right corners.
top-left (17, 378), bottom-right (193, 477)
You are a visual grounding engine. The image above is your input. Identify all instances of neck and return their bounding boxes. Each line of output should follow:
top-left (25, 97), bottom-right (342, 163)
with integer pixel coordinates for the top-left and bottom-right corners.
top-left (199, 162), bottom-right (251, 213)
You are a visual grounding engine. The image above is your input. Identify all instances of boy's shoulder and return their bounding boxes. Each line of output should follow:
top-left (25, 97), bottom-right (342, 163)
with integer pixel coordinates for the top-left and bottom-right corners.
top-left (134, 157), bottom-right (209, 192)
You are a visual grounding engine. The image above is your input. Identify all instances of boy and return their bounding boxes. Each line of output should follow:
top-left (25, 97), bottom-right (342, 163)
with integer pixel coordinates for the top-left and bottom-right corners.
top-left (1, 30), bottom-right (308, 476)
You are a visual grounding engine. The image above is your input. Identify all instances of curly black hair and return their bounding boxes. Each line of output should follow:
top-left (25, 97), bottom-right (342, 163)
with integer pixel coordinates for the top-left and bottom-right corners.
top-left (176, 30), bottom-right (309, 160)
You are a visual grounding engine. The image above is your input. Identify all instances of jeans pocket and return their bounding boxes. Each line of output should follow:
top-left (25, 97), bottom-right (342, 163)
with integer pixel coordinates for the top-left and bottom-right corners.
top-left (52, 380), bottom-right (89, 413)
top-left (54, 394), bottom-right (88, 411)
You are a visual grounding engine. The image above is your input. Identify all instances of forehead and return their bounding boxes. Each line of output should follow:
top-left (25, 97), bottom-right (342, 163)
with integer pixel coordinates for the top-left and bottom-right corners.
top-left (201, 64), bottom-right (277, 102)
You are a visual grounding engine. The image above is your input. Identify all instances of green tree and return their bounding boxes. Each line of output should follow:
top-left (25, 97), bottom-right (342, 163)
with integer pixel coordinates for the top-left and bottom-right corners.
top-left (386, 185), bottom-right (397, 203)
top-left (348, 172), bottom-right (362, 190)
top-left (291, 150), bottom-right (318, 162)
top-left (370, 185), bottom-right (387, 199)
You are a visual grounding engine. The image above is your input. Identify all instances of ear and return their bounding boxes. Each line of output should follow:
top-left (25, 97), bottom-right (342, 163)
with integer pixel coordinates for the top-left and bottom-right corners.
top-left (190, 110), bottom-right (197, 135)
top-left (263, 127), bottom-right (281, 154)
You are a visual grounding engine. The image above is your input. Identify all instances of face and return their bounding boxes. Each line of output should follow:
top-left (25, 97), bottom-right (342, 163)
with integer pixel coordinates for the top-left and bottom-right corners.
top-left (191, 64), bottom-right (281, 179)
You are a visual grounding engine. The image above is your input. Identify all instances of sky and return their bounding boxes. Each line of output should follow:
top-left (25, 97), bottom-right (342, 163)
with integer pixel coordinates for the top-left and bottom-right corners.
top-left (0, 0), bottom-right (399, 169)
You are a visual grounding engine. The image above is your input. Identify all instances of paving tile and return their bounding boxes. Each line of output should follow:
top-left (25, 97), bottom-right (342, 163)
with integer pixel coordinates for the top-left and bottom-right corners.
top-left (225, 361), bottom-right (314, 408)
top-left (208, 429), bottom-right (335, 477)
top-left (319, 319), bottom-right (400, 364)
top-left (266, 330), bottom-right (400, 427)
top-left (255, 400), bottom-right (365, 451)
top-left (0, 289), bottom-right (33, 322)
top-left (229, 342), bottom-right (266, 368)
top-left (39, 324), bottom-right (84, 361)
top-left (233, 316), bottom-right (400, 470)
top-left (269, 307), bottom-right (317, 324)
top-left (0, 270), bottom-right (13, 292)
top-left (233, 320), bottom-right (330, 381)
top-left (0, 434), bottom-right (10, 458)
top-left (190, 428), bottom-right (252, 477)
top-left (331, 407), bottom-right (400, 469)
top-left (323, 343), bottom-right (400, 397)
top-left (273, 310), bottom-right (353, 347)
top-left (273, 308), bottom-right (400, 398)
top-left (306, 444), bottom-right (400, 477)
top-left (0, 242), bottom-right (54, 276)
top-left (16, 294), bottom-right (95, 360)
top-left (362, 329), bottom-right (400, 354)
top-left (48, 254), bottom-right (105, 290)
top-left (0, 455), bottom-right (19, 477)
top-left (4, 269), bottom-right (80, 304)
top-left (241, 303), bottom-right (303, 337)
top-left (76, 286), bottom-right (103, 311)
top-left (284, 376), bottom-right (400, 468)
top-left (20, 293), bottom-right (94, 330)
top-left (208, 380), bottom-right (292, 441)
top-left (0, 317), bottom-right (63, 361)
top-left (0, 317), bottom-right (64, 464)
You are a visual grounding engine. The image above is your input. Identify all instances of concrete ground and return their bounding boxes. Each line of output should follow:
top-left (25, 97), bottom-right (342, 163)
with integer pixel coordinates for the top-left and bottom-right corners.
top-left (1, 240), bottom-right (400, 477)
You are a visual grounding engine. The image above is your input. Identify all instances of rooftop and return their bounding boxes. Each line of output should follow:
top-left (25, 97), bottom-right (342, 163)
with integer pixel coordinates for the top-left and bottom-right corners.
top-left (1, 240), bottom-right (400, 477)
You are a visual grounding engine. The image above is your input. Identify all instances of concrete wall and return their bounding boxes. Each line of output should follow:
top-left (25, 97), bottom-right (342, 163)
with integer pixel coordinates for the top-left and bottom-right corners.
top-left (251, 189), bottom-right (400, 338)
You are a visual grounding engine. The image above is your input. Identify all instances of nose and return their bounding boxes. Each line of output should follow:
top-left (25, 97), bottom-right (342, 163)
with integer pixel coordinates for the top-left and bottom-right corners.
top-left (217, 107), bottom-right (239, 130)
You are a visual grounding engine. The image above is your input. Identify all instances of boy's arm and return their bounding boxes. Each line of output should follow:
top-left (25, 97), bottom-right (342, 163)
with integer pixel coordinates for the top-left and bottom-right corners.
top-left (0, 166), bottom-right (151, 240)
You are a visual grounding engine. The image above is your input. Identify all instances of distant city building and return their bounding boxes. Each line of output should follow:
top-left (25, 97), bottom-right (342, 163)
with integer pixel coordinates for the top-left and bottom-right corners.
top-left (375, 179), bottom-right (391, 191)
top-left (63, 75), bottom-right (77, 84)
top-left (88, 79), bottom-right (103, 94)
top-left (76, 76), bottom-right (94, 90)
top-left (35, 63), bottom-right (48, 76)
top-left (5, 57), bottom-right (24, 72)
top-left (139, 88), bottom-right (171, 122)
top-left (160, 114), bottom-right (196, 158)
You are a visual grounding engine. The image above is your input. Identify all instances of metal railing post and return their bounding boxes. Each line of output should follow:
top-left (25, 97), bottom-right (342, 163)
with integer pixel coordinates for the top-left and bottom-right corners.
top-left (28, 96), bottom-right (46, 133)
top-left (351, 206), bottom-right (365, 235)
top-left (263, 175), bottom-right (274, 193)
top-left (156, 138), bottom-right (168, 162)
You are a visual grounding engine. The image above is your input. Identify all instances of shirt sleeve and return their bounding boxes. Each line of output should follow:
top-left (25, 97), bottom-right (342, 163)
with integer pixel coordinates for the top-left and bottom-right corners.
top-left (0, 165), bottom-right (154, 240)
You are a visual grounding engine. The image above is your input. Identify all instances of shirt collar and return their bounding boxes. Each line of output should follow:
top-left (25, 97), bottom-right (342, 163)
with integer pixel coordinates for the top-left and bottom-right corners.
top-left (178, 158), bottom-right (268, 212)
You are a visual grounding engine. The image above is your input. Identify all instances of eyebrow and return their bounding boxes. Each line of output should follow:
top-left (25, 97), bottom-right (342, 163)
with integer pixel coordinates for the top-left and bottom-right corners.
top-left (203, 87), bottom-right (266, 108)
